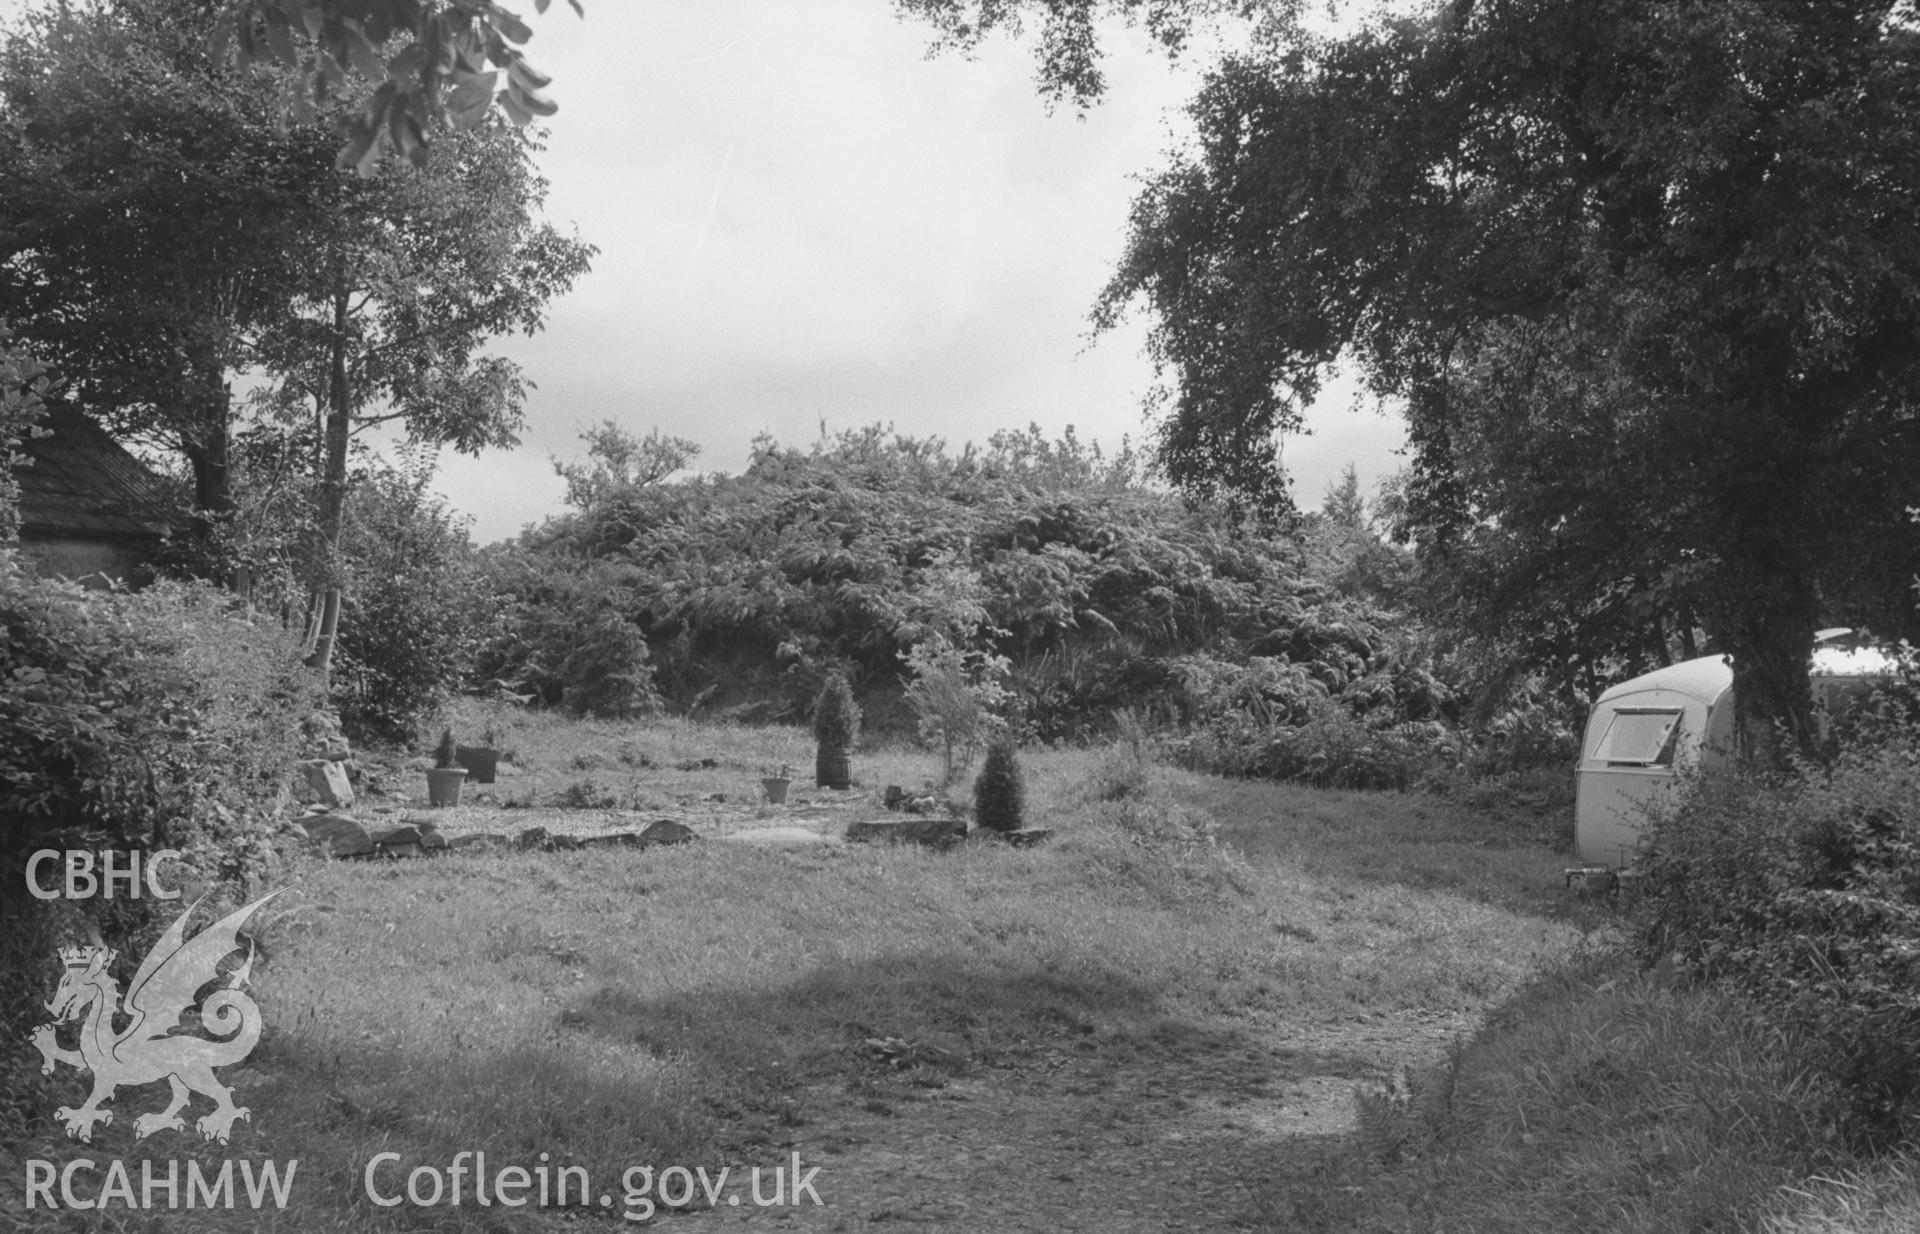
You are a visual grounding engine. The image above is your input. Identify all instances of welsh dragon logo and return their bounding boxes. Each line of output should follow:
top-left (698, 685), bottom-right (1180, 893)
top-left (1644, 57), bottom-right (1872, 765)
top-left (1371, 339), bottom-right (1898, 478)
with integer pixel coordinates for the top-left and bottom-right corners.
top-left (30, 891), bottom-right (280, 1145)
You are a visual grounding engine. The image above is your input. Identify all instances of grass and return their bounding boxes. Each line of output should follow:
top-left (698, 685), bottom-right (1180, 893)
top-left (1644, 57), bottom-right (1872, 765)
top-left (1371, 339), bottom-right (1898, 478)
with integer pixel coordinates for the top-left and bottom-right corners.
top-left (1266, 950), bottom-right (1857, 1232)
top-left (1760, 1157), bottom-right (1920, 1233)
top-left (7, 713), bottom-right (1574, 1229)
top-left (12, 709), bottom-right (1908, 1231)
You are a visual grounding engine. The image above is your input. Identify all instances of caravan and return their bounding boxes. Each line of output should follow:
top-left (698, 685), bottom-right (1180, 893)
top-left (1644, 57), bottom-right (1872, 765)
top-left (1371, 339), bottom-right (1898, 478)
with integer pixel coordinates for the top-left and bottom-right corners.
top-left (1572, 633), bottom-right (1896, 868)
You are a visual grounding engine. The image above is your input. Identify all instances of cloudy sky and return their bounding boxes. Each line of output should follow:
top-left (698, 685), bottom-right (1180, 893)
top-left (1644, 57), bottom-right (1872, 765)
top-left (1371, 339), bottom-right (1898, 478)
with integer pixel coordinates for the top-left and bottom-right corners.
top-left (425, 1), bottom-right (1406, 543)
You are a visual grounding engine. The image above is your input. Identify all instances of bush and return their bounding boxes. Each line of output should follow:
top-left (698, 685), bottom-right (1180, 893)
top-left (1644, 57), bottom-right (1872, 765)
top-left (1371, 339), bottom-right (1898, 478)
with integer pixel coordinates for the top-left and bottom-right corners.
top-left (1635, 734), bottom-right (1920, 1145)
top-left (331, 472), bottom-right (495, 742)
top-left (1, 550), bottom-right (320, 933)
top-left (902, 638), bottom-right (1008, 782)
top-left (472, 550), bottom-right (660, 720)
top-left (974, 739), bottom-right (1025, 832)
top-left (1174, 689), bottom-right (1457, 790)
top-left (812, 669), bottom-right (861, 748)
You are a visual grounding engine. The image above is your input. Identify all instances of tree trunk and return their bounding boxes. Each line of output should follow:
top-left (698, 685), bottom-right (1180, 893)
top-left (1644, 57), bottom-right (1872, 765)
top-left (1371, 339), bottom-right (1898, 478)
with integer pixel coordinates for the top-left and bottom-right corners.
top-left (305, 287), bottom-right (353, 680)
top-left (1721, 576), bottom-right (1820, 770)
top-left (179, 362), bottom-right (238, 584)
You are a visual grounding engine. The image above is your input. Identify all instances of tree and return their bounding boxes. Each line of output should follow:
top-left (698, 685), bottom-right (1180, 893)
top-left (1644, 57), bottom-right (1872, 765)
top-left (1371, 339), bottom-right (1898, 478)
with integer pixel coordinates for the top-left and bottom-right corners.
top-left (250, 113), bottom-right (594, 676)
top-left (215, 0), bottom-right (583, 172)
top-left (0, 0), bottom-right (337, 553)
top-left (0, 328), bottom-right (51, 541)
top-left (556, 422), bottom-right (701, 510)
top-left (936, 0), bottom-right (1920, 761)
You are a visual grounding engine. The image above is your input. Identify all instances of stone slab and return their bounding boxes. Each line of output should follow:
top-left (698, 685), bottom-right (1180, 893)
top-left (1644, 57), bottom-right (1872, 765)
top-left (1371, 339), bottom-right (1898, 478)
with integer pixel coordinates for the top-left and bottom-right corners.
top-left (297, 758), bottom-right (355, 808)
top-left (302, 814), bottom-right (372, 858)
top-left (716, 827), bottom-right (841, 850)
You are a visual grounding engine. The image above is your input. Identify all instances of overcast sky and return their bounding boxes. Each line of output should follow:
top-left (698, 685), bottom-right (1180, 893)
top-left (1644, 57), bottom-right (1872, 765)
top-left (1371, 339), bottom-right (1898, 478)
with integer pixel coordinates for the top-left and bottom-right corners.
top-left (423, 0), bottom-right (1406, 543)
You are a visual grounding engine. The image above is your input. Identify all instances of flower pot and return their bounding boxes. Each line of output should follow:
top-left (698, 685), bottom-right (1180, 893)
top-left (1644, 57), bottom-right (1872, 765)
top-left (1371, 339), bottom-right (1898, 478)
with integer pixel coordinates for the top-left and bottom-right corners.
top-left (455, 745), bottom-right (500, 784)
top-left (815, 746), bottom-right (853, 790)
top-left (426, 766), bottom-right (468, 807)
top-left (761, 777), bottom-right (792, 805)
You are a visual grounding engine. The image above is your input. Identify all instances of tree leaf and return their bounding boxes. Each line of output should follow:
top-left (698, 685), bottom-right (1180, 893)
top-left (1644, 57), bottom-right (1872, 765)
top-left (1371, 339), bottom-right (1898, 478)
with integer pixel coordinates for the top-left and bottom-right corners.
top-left (337, 120), bottom-right (381, 177)
top-left (262, 6), bottom-right (299, 67)
top-left (505, 52), bottom-right (551, 91)
top-left (504, 80), bottom-right (557, 118)
top-left (490, 7), bottom-right (534, 45)
top-left (498, 88), bottom-right (535, 126)
top-left (343, 25), bottom-right (385, 83)
top-left (446, 69), bottom-right (498, 116)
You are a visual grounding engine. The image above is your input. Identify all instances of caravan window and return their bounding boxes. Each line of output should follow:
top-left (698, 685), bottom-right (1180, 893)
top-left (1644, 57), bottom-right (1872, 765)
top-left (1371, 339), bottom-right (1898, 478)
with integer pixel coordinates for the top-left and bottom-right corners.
top-left (1594, 708), bottom-right (1683, 766)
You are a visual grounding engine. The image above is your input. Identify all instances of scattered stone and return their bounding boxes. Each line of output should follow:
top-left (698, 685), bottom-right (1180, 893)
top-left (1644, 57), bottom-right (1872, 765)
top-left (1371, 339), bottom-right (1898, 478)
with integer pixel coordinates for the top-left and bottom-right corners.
top-left (449, 833), bottom-right (510, 851)
top-left (303, 815), bottom-right (373, 859)
top-left (636, 819), bottom-right (697, 847)
top-left (844, 818), bottom-right (966, 849)
top-left (903, 796), bottom-right (939, 815)
top-left (708, 793), bottom-right (728, 803)
top-left (577, 832), bottom-right (644, 848)
top-left (717, 827), bottom-right (840, 850)
top-left (513, 826), bottom-right (606, 852)
top-left (298, 758), bottom-right (355, 808)
top-left (366, 824), bottom-right (449, 859)
top-left (1003, 828), bottom-right (1053, 848)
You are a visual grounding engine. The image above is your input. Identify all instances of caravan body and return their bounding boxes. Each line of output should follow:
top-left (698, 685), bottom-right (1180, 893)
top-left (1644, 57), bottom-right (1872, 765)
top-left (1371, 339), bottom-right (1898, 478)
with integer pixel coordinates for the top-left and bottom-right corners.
top-left (1573, 641), bottom-right (1896, 866)
top-left (1574, 656), bottom-right (1734, 868)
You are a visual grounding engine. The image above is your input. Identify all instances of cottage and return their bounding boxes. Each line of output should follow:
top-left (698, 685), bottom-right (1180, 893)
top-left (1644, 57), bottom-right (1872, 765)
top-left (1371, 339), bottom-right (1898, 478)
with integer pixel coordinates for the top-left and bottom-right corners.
top-left (11, 409), bottom-right (171, 587)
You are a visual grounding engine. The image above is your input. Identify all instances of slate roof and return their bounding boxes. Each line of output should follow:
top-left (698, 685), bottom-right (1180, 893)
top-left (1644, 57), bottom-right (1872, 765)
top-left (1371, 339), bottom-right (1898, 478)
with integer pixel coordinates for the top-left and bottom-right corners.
top-left (14, 409), bottom-right (172, 539)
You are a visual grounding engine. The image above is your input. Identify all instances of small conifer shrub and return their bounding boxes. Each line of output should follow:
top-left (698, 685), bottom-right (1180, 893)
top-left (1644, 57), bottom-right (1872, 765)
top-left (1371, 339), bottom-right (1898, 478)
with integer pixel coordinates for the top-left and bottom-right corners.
top-left (433, 727), bottom-right (459, 769)
top-left (813, 671), bottom-right (861, 749)
top-left (975, 739), bottom-right (1026, 832)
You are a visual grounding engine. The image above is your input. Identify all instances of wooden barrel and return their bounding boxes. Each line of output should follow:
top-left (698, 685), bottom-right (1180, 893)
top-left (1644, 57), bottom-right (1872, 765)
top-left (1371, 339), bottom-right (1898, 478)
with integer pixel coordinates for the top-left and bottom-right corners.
top-left (815, 747), bottom-right (853, 790)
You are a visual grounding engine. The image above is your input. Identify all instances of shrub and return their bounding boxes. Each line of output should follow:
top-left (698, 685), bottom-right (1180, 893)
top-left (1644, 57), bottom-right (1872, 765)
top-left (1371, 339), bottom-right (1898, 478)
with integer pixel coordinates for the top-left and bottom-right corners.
top-left (1635, 734), bottom-right (1920, 1145)
top-left (0, 551), bottom-right (320, 933)
top-left (812, 669), bottom-right (861, 748)
top-left (557, 609), bottom-right (659, 719)
top-left (331, 472), bottom-right (495, 742)
top-left (1175, 690), bottom-right (1456, 790)
top-left (471, 551), bottom-right (660, 719)
top-left (902, 638), bottom-right (1009, 782)
top-left (974, 739), bottom-right (1026, 832)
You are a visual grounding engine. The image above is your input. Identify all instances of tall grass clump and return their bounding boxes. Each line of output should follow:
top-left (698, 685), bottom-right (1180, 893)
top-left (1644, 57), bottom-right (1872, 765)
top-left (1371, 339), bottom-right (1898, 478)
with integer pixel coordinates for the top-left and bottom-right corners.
top-left (1760, 1155), bottom-right (1920, 1233)
top-left (1063, 728), bottom-right (1249, 904)
top-left (1635, 731), bottom-right (1920, 1146)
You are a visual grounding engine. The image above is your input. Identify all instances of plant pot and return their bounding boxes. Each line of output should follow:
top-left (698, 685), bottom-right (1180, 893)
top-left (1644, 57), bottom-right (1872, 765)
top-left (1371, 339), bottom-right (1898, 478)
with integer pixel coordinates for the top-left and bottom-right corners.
top-left (455, 745), bottom-right (500, 784)
top-left (761, 777), bottom-right (792, 805)
top-left (815, 746), bottom-right (853, 790)
top-left (426, 766), bottom-right (468, 807)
